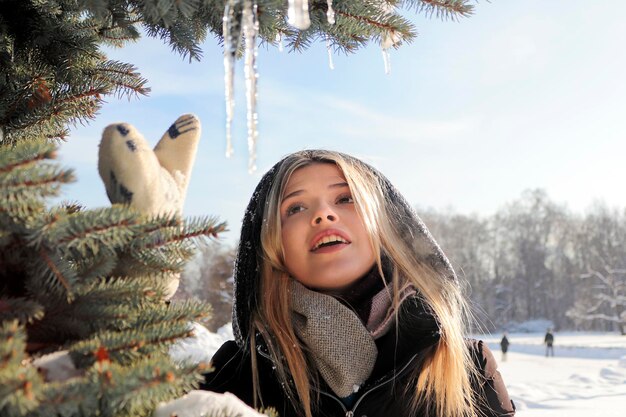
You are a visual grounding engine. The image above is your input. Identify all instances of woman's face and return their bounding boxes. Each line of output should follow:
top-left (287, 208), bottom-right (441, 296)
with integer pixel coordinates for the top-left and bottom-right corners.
top-left (280, 163), bottom-right (376, 292)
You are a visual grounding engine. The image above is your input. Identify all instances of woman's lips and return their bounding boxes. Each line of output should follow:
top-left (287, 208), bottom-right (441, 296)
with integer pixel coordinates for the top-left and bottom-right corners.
top-left (309, 229), bottom-right (351, 251)
top-left (311, 241), bottom-right (349, 254)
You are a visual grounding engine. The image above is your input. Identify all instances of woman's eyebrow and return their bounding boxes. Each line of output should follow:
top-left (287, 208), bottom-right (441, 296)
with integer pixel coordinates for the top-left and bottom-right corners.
top-left (281, 182), bottom-right (349, 204)
top-left (329, 182), bottom-right (349, 189)
top-left (281, 189), bottom-right (303, 203)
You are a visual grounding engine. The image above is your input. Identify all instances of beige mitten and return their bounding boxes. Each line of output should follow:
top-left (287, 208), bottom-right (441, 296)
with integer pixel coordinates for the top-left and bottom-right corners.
top-left (98, 114), bottom-right (201, 297)
top-left (153, 391), bottom-right (267, 417)
top-left (98, 114), bottom-right (200, 217)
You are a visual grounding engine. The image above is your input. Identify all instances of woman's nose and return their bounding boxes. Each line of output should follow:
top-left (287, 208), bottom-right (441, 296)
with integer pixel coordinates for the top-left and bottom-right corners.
top-left (311, 204), bottom-right (338, 226)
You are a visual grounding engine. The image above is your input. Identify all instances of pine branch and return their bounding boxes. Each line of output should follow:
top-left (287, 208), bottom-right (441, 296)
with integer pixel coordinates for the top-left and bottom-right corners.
top-left (96, 24), bottom-right (143, 46)
top-left (70, 321), bottom-right (198, 367)
top-left (0, 144), bottom-right (75, 218)
top-left (1, 123), bottom-right (70, 145)
top-left (32, 206), bottom-right (142, 260)
top-left (93, 357), bottom-right (200, 417)
top-left (142, 21), bottom-right (204, 62)
top-left (137, 216), bottom-right (227, 251)
top-left (33, 247), bottom-right (77, 300)
top-left (408, 0), bottom-right (475, 20)
top-left (284, 1), bottom-right (418, 54)
top-left (0, 140), bottom-right (56, 173)
top-left (22, 282), bottom-right (160, 350)
top-left (30, 284), bottom-right (207, 342)
top-left (115, 253), bottom-right (186, 277)
top-left (117, 215), bottom-right (226, 276)
top-left (0, 164), bottom-right (74, 198)
top-left (0, 321), bottom-right (43, 416)
top-left (129, 299), bottom-right (212, 328)
top-left (28, 378), bottom-right (99, 417)
top-left (336, 10), bottom-right (401, 31)
top-left (29, 357), bottom-right (202, 417)
top-left (73, 277), bottom-right (167, 310)
top-left (71, 250), bottom-right (119, 281)
top-left (92, 60), bottom-right (151, 99)
top-left (126, 212), bottom-right (183, 237)
top-left (1, 0), bottom-right (477, 146)
top-left (0, 298), bottom-right (44, 324)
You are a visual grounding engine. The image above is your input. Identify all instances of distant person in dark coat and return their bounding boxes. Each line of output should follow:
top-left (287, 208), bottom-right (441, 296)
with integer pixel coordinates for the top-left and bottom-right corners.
top-left (544, 328), bottom-right (555, 357)
top-left (500, 333), bottom-right (510, 361)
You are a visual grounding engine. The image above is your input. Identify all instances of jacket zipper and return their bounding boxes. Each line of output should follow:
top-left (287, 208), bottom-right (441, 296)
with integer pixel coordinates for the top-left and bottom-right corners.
top-left (258, 345), bottom-right (419, 417)
top-left (317, 390), bottom-right (349, 415)
top-left (317, 353), bottom-right (419, 417)
top-left (255, 347), bottom-right (350, 414)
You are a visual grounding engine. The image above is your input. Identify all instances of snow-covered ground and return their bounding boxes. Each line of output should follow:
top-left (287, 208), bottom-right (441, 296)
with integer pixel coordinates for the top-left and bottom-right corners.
top-left (481, 332), bottom-right (626, 417)
top-left (174, 326), bottom-right (626, 417)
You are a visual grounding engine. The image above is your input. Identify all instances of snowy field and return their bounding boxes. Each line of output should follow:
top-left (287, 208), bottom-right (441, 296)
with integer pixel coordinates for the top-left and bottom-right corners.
top-left (174, 326), bottom-right (626, 417)
top-left (481, 332), bottom-right (626, 417)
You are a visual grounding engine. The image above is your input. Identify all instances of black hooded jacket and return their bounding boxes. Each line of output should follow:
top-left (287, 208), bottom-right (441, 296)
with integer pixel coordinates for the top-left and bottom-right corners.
top-left (202, 301), bottom-right (515, 417)
top-left (201, 151), bottom-right (515, 417)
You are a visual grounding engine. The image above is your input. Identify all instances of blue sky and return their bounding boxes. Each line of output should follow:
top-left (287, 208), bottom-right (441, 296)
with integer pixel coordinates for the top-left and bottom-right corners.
top-left (56, 1), bottom-right (626, 246)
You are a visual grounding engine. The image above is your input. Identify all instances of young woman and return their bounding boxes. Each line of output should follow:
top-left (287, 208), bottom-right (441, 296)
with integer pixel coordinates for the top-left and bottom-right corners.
top-left (201, 150), bottom-right (515, 417)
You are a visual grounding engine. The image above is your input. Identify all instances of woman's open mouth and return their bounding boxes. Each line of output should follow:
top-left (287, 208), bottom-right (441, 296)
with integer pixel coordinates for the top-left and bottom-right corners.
top-left (310, 234), bottom-right (350, 253)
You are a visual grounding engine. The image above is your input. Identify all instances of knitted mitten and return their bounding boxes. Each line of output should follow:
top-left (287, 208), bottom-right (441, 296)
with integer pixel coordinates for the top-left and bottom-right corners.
top-left (98, 114), bottom-right (201, 297)
top-left (98, 114), bottom-right (200, 217)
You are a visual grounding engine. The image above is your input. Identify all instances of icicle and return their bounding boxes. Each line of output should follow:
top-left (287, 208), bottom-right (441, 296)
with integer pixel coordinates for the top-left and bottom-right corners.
top-left (381, 29), bottom-right (401, 75)
top-left (223, 0), bottom-right (243, 158)
top-left (379, 3), bottom-right (402, 76)
top-left (382, 47), bottom-right (391, 75)
top-left (326, 38), bottom-right (334, 70)
top-left (276, 32), bottom-right (284, 52)
top-left (326, 0), bottom-right (335, 25)
top-left (243, 0), bottom-right (259, 173)
top-left (288, 0), bottom-right (311, 30)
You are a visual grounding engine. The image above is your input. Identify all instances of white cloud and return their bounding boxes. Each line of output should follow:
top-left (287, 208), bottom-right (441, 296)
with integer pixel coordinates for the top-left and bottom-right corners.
top-left (334, 111), bottom-right (477, 143)
top-left (259, 82), bottom-right (478, 144)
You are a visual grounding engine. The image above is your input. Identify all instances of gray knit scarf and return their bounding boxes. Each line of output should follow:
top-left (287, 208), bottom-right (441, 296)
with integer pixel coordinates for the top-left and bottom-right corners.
top-left (289, 280), bottom-right (415, 398)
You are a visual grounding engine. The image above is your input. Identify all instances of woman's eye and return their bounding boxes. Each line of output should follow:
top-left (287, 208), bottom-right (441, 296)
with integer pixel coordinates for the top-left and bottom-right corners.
top-left (286, 204), bottom-right (305, 216)
top-left (337, 195), bottom-right (354, 204)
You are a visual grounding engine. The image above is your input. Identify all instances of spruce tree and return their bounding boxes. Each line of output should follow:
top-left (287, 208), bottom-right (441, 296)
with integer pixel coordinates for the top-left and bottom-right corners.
top-left (1, 1), bottom-right (474, 416)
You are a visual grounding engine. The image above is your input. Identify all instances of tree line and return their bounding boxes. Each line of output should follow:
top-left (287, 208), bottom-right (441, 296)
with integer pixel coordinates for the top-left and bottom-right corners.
top-left (421, 189), bottom-right (626, 335)
top-left (182, 189), bottom-right (626, 335)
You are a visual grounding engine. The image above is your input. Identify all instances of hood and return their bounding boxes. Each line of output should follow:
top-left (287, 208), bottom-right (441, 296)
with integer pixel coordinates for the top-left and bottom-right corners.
top-left (231, 150), bottom-right (456, 347)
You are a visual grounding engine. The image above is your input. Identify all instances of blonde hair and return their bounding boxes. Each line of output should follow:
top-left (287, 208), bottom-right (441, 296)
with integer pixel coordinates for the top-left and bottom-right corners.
top-left (249, 150), bottom-right (479, 417)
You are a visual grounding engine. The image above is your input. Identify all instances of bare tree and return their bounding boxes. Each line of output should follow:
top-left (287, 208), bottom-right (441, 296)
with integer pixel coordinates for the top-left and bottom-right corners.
top-left (567, 204), bottom-right (626, 334)
top-left (567, 267), bottom-right (626, 334)
top-left (422, 189), bottom-right (579, 331)
top-left (421, 208), bottom-right (496, 330)
top-left (490, 189), bottom-right (572, 326)
top-left (175, 241), bottom-right (236, 331)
